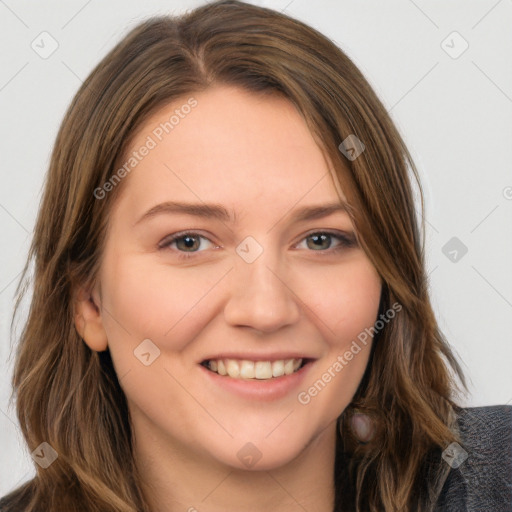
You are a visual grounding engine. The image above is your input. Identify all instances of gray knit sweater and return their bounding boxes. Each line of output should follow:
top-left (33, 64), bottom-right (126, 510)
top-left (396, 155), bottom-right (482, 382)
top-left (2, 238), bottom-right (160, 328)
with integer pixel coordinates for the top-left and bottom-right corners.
top-left (434, 405), bottom-right (512, 511)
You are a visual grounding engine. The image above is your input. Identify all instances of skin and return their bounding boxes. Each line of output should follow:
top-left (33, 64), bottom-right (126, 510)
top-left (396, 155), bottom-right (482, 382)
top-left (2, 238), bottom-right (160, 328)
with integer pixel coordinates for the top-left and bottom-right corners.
top-left (75, 85), bottom-right (382, 512)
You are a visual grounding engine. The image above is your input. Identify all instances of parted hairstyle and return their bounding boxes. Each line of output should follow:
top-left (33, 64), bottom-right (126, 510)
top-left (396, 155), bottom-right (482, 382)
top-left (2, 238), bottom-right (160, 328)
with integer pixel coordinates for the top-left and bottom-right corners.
top-left (1, 1), bottom-right (467, 511)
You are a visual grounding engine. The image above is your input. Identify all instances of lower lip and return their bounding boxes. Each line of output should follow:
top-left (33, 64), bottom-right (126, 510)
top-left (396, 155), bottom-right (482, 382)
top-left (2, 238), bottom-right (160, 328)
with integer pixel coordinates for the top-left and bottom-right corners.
top-left (198, 361), bottom-right (315, 401)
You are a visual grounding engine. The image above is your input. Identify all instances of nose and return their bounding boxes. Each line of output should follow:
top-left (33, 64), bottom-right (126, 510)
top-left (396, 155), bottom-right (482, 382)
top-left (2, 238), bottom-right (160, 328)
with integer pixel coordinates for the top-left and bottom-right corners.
top-left (223, 249), bottom-right (301, 333)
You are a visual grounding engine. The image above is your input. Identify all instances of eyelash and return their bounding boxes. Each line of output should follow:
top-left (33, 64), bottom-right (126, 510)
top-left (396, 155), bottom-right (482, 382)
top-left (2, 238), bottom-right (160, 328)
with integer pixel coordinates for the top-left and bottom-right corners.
top-left (158, 230), bottom-right (357, 261)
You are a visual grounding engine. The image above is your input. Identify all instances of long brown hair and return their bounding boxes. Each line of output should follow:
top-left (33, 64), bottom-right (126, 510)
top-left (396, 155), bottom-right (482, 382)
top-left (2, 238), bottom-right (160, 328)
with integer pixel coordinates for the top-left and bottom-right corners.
top-left (1, 1), bottom-right (466, 510)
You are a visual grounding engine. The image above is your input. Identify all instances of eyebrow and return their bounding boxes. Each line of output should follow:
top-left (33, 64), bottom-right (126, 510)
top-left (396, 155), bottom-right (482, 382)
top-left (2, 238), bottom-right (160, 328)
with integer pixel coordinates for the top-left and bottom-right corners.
top-left (134, 200), bottom-right (349, 226)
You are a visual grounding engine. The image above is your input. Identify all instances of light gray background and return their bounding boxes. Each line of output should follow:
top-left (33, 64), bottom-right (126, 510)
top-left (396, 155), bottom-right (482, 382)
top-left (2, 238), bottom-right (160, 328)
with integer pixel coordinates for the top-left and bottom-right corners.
top-left (1, 0), bottom-right (511, 497)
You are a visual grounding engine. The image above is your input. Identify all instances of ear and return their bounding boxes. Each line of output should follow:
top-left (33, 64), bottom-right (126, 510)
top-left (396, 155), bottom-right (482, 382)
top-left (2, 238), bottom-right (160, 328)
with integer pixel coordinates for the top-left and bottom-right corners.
top-left (73, 285), bottom-right (108, 352)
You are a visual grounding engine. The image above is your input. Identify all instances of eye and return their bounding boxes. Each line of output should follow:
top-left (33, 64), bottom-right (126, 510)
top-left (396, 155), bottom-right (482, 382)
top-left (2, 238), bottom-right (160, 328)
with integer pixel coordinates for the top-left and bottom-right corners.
top-left (158, 229), bottom-right (357, 260)
top-left (158, 231), bottom-right (216, 257)
top-left (295, 230), bottom-right (357, 253)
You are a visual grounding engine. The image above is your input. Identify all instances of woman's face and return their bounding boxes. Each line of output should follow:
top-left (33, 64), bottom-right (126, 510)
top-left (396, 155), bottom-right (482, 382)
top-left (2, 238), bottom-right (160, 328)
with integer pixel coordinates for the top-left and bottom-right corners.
top-left (85, 85), bottom-right (382, 470)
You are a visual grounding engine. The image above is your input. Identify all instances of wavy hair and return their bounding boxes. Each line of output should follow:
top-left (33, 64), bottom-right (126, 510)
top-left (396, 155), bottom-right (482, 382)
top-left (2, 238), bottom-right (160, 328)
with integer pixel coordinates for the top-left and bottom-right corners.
top-left (1, 1), bottom-right (466, 511)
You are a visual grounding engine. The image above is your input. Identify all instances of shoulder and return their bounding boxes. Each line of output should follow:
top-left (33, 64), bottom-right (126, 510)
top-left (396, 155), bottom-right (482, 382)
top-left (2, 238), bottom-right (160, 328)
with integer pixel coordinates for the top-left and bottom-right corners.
top-left (435, 405), bottom-right (512, 511)
top-left (0, 478), bottom-right (36, 512)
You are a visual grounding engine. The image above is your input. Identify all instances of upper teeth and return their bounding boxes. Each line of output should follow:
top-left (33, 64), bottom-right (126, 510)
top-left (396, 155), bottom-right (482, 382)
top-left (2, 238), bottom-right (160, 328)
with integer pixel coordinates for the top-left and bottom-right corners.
top-left (206, 358), bottom-right (302, 379)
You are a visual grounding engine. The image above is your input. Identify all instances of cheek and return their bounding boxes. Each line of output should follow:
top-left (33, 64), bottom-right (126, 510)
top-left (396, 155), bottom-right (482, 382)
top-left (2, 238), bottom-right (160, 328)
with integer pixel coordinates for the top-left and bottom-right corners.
top-left (294, 257), bottom-right (381, 412)
top-left (99, 253), bottom-right (231, 347)
top-left (300, 256), bottom-right (382, 344)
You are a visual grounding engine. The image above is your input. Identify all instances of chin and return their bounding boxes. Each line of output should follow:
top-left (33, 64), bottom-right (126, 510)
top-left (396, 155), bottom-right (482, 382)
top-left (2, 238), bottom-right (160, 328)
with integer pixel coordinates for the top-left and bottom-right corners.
top-left (206, 433), bottom-right (310, 472)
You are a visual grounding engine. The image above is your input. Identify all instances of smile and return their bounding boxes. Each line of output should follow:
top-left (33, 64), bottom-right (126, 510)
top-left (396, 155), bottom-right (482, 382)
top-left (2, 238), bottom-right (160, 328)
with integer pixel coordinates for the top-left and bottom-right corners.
top-left (201, 358), bottom-right (307, 380)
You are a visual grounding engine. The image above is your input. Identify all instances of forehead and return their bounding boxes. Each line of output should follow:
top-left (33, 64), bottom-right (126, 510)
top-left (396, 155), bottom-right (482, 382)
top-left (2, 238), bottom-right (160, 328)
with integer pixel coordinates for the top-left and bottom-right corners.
top-left (112, 85), bottom-right (347, 219)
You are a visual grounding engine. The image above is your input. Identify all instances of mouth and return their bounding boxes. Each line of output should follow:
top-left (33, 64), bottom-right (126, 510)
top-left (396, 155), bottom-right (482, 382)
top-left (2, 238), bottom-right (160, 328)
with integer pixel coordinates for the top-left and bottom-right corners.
top-left (200, 357), bottom-right (313, 380)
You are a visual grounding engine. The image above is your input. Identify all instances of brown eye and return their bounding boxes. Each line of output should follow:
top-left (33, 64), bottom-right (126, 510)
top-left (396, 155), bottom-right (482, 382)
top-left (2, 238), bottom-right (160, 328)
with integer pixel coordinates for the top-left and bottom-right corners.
top-left (159, 232), bottom-right (215, 254)
top-left (174, 235), bottom-right (201, 252)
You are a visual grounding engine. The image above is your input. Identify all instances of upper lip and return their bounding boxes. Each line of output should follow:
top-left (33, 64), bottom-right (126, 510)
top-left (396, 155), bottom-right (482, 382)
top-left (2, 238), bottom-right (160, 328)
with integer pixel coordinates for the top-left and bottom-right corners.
top-left (199, 352), bottom-right (317, 363)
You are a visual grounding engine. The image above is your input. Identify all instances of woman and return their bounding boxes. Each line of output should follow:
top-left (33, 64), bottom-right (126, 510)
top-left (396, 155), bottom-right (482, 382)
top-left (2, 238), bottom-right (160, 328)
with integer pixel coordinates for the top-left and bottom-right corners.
top-left (1, 1), bottom-right (510, 511)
